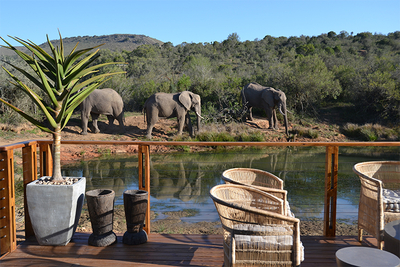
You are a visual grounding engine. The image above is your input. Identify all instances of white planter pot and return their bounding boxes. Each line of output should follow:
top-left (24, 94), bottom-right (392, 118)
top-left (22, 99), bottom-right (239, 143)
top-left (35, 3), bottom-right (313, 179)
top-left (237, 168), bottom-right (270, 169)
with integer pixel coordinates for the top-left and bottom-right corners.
top-left (26, 177), bottom-right (86, 246)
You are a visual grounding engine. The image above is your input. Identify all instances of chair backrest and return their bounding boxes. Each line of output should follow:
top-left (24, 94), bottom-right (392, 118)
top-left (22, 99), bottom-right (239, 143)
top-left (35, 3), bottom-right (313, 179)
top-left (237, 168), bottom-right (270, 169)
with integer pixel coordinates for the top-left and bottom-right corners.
top-left (354, 161), bottom-right (400, 189)
top-left (210, 184), bottom-right (284, 213)
top-left (210, 184), bottom-right (286, 227)
top-left (353, 162), bottom-right (383, 199)
top-left (222, 168), bottom-right (284, 190)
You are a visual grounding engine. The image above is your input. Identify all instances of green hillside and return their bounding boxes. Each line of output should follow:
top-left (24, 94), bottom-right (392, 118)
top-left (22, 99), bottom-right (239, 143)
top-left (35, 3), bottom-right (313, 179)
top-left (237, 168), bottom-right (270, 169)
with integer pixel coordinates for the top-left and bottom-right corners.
top-left (1, 30), bottom-right (400, 142)
top-left (0, 34), bottom-right (164, 56)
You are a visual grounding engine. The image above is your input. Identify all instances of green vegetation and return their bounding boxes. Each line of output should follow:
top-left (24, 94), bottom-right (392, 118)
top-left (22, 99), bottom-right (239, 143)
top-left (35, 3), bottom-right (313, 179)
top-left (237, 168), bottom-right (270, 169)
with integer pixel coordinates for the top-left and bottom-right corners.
top-left (342, 123), bottom-right (400, 141)
top-left (293, 126), bottom-right (320, 139)
top-left (1, 31), bottom-right (400, 141)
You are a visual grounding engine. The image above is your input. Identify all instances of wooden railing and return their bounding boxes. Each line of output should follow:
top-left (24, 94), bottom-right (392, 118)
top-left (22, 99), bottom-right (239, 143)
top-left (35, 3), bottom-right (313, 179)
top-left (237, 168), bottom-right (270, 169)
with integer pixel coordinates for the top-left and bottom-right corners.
top-left (1, 139), bottom-right (400, 257)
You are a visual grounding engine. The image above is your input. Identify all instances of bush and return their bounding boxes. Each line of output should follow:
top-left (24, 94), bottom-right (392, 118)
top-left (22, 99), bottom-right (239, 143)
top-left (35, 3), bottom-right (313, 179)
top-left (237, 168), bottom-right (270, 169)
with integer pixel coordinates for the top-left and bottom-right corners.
top-left (195, 122), bottom-right (265, 142)
top-left (292, 126), bottom-right (319, 139)
top-left (342, 123), bottom-right (398, 141)
top-left (360, 127), bottom-right (378, 141)
top-left (237, 131), bottom-right (265, 142)
top-left (201, 91), bottom-right (246, 124)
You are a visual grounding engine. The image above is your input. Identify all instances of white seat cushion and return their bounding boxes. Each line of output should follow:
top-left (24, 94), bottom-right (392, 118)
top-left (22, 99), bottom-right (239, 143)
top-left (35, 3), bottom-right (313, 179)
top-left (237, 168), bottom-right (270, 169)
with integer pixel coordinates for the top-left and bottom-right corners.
top-left (383, 189), bottom-right (400, 212)
top-left (286, 201), bottom-right (295, 217)
top-left (233, 224), bottom-right (304, 262)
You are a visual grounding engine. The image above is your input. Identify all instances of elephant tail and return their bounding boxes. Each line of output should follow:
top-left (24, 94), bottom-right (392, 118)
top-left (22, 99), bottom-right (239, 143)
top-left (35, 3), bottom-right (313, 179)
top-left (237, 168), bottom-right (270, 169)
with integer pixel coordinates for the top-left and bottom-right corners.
top-left (241, 87), bottom-right (248, 106)
top-left (142, 107), bottom-right (146, 123)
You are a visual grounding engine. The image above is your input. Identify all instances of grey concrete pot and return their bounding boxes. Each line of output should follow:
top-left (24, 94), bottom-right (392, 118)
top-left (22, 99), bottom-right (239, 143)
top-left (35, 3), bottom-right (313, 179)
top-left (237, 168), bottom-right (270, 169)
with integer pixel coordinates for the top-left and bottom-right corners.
top-left (26, 177), bottom-right (86, 246)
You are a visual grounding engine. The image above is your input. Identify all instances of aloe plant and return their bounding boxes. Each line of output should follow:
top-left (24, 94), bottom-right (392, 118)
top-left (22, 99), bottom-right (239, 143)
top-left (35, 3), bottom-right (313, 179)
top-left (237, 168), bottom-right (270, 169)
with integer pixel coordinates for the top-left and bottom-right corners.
top-left (0, 32), bottom-right (125, 182)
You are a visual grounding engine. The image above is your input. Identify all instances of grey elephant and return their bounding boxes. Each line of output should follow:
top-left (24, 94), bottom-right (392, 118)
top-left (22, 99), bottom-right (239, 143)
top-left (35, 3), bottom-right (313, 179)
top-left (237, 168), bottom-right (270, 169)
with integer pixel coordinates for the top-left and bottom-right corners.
top-left (241, 82), bottom-right (289, 135)
top-left (80, 88), bottom-right (125, 135)
top-left (143, 91), bottom-right (202, 139)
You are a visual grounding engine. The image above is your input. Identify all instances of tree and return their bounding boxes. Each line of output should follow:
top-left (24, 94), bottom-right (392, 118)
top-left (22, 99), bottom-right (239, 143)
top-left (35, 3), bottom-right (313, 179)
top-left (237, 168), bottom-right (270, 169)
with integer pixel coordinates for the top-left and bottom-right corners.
top-left (177, 74), bottom-right (192, 91)
top-left (183, 55), bottom-right (213, 85)
top-left (296, 44), bottom-right (315, 56)
top-left (327, 31), bottom-right (337, 38)
top-left (227, 32), bottom-right (240, 42)
top-left (281, 55), bottom-right (342, 113)
top-left (0, 32), bottom-right (124, 181)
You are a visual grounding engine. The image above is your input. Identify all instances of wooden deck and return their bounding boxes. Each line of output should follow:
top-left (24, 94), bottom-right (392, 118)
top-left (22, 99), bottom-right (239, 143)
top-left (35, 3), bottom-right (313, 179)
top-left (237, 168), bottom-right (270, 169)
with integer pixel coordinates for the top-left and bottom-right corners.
top-left (0, 233), bottom-right (379, 266)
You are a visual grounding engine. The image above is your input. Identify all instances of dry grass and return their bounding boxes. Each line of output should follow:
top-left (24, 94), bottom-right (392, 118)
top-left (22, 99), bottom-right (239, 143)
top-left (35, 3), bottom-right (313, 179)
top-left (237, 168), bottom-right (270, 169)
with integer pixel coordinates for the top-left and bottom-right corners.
top-left (196, 122), bottom-right (265, 142)
top-left (342, 122), bottom-right (400, 141)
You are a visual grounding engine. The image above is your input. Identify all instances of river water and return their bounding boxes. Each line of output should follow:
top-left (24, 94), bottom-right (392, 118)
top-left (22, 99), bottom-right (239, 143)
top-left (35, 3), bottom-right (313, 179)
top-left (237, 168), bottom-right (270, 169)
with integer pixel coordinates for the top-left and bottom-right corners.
top-left (61, 146), bottom-right (400, 223)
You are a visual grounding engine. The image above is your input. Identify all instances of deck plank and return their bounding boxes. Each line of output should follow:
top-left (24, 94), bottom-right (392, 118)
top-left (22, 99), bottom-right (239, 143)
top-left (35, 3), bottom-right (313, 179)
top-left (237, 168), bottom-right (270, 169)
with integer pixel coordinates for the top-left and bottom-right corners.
top-left (1, 233), bottom-right (379, 266)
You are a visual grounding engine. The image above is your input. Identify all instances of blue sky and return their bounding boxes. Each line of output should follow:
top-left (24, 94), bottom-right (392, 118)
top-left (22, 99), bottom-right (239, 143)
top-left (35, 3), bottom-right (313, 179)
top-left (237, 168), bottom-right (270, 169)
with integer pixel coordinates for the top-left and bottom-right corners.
top-left (0, 0), bottom-right (399, 46)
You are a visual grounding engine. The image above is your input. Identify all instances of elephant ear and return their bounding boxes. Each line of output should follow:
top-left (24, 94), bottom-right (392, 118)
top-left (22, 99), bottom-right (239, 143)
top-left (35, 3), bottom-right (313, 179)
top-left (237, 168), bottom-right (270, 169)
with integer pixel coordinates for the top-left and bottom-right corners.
top-left (179, 91), bottom-right (192, 110)
top-left (261, 88), bottom-right (275, 108)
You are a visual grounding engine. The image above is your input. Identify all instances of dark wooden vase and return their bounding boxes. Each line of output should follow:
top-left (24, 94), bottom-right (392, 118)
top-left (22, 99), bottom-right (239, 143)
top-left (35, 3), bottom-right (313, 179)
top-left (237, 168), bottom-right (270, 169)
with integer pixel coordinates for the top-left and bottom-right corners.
top-left (86, 189), bottom-right (117, 247)
top-left (123, 189), bottom-right (148, 245)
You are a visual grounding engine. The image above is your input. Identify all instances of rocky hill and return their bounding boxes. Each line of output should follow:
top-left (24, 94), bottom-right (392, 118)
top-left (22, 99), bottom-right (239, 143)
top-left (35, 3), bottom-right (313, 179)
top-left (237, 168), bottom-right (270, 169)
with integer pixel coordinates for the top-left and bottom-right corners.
top-left (0, 34), bottom-right (164, 56)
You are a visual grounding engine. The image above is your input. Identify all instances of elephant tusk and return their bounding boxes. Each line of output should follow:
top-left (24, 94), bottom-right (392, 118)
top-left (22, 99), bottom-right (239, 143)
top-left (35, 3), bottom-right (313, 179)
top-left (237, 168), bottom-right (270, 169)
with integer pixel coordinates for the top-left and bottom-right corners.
top-left (279, 106), bottom-right (285, 116)
top-left (196, 111), bottom-right (204, 119)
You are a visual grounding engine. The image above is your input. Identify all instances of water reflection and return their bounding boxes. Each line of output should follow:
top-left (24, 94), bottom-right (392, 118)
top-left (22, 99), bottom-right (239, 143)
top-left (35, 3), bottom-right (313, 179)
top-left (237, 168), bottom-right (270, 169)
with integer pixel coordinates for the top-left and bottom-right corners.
top-left (62, 146), bottom-right (400, 223)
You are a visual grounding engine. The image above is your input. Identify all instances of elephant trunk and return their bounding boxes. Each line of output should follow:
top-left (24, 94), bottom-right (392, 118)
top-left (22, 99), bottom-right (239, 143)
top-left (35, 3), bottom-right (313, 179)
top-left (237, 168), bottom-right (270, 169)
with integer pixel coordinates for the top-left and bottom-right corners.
top-left (279, 104), bottom-right (289, 136)
top-left (195, 111), bottom-right (202, 132)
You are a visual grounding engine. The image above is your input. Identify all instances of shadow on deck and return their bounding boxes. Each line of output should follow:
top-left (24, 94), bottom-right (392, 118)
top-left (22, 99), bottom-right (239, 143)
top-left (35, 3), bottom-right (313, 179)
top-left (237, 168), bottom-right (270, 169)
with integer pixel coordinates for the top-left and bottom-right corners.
top-left (0, 233), bottom-right (379, 267)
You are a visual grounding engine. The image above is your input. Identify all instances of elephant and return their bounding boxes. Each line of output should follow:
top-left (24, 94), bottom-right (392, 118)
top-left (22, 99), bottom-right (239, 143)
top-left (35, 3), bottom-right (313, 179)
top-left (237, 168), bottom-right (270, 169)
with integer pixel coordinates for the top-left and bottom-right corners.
top-left (241, 82), bottom-right (289, 135)
top-left (143, 91), bottom-right (202, 139)
top-left (80, 88), bottom-right (125, 135)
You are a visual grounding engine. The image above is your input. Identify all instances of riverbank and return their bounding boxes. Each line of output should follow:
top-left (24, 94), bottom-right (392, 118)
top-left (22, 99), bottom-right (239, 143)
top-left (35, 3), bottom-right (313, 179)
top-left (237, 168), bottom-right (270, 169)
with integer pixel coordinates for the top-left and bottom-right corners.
top-left (1, 112), bottom-right (350, 162)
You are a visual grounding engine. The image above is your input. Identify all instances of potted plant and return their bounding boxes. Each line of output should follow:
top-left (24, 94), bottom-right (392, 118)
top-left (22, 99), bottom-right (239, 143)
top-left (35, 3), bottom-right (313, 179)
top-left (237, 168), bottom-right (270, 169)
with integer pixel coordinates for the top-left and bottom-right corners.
top-left (0, 31), bottom-right (125, 245)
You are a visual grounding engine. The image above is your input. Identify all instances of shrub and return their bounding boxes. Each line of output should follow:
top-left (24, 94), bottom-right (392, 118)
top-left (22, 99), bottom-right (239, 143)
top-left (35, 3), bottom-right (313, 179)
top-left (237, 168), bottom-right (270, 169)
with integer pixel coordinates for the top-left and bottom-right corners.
top-left (306, 129), bottom-right (319, 139)
top-left (342, 123), bottom-right (396, 141)
top-left (195, 122), bottom-right (265, 142)
top-left (237, 131), bottom-right (265, 141)
top-left (360, 127), bottom-right (378, 141)
top-left (342, 123), bottom-right (361, 138)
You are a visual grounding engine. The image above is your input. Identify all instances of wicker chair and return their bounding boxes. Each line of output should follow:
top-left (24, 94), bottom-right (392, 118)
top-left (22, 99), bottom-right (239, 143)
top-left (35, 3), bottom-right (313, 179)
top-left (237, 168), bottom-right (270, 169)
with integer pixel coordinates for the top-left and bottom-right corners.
top-left (353, 161), bottom-right (400, 249)
top-left (210, 184), bottom-right (303, 267)
top-left (222, 168), bottom-right (291, 216)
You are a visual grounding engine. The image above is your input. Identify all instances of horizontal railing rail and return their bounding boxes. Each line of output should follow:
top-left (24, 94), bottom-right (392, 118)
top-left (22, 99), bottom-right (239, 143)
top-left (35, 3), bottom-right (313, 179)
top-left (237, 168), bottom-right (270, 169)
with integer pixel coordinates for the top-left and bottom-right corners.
top-left (1, 139), bottom-right (400, 258)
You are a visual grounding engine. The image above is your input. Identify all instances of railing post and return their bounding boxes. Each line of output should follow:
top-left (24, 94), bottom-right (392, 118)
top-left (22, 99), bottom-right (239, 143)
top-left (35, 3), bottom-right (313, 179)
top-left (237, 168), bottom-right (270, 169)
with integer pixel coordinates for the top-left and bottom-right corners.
top-left (22, 144), bottom-right (38, 238)
top-left (138, 145), bottom-right (151, 235)
top-left (324, 146), bottom-right (339, 237)
top-left (39, 143), bottom-right (53, 177)
top-left (0, 150), bottom-right (16, 257)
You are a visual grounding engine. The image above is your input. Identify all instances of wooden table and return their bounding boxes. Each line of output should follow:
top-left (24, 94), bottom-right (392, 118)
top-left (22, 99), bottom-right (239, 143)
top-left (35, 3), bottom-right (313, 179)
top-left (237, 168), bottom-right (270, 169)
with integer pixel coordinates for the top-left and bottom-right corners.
top-left (336, 246), bottom-right (400, 267)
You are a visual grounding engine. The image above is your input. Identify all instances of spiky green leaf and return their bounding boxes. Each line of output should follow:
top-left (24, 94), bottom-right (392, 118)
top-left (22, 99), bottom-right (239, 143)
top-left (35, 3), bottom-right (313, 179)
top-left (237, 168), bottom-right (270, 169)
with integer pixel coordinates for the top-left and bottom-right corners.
top-left (0, 98), bottom-right (53, 134)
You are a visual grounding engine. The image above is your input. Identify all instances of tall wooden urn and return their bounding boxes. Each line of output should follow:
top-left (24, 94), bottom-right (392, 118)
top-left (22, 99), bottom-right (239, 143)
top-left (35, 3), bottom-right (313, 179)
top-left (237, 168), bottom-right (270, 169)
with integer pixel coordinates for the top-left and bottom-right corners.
top-left (86, 189), bottom-right (117, 247)
top-left (122, 189), bottom-right (148, 245)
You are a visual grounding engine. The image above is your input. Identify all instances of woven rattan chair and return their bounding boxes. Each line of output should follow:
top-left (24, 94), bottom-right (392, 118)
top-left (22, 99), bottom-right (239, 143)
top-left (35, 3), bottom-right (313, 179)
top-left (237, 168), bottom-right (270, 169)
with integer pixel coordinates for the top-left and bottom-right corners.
top-left (353, 161), bottom-right (400, 249)
top-left (210, 184), bottom-right (303, 267)
top-left (222, 168), bottom-right (290, 216)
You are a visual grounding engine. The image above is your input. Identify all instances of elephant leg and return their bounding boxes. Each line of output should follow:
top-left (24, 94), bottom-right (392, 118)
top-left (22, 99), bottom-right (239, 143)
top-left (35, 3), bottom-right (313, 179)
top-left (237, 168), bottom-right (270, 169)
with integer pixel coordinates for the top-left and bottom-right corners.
top-left (248, 107), bottom-right (254, 121)
top-left (117, 114), bottom-right (125, 132)
top-left (146, 110), bottom-right (158, 139)
top-left (272, 109), bottom-right (278, 130)
top-left (107, 115), bottom-right (115, 127)
top-left (81, 112), bottom-right (89, 135)
top-left (265, 109), bottom-right (274, 130)
top-left (176, 114), bottom-right (185, 135)
top-left (185, 113), bottom-right (193, 137)
top-left (146, 122), bottom-right (154, 139)
top-left (91, 113), bottom-right (100, 134)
